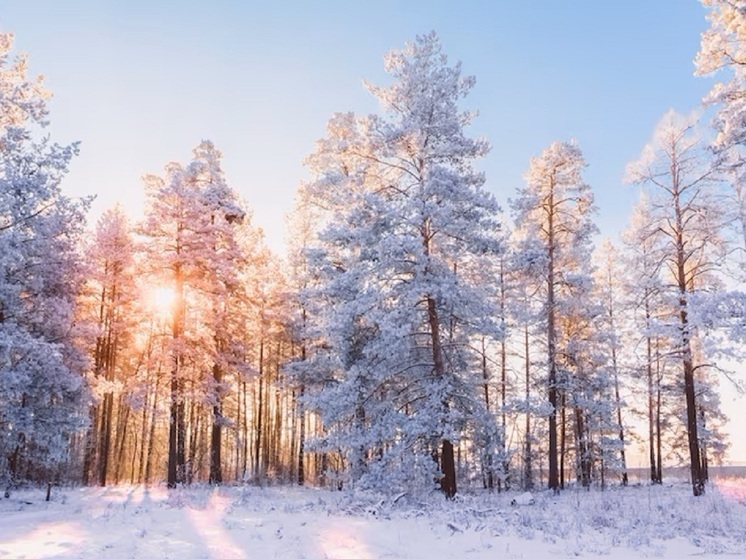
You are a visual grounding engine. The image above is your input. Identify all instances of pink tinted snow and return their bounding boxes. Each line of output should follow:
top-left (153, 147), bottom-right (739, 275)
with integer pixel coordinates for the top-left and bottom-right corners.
top-left (0, 482), bottom-right (744, 558)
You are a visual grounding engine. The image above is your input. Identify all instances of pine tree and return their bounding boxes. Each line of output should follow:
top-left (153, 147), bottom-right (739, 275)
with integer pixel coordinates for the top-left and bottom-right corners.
top-left (695, 1), bottom-right (746, 258)
top-left (0, 30), bottom-right (88, 488)
top-left (625, 110), bottom-right (728, 496)
top-left (284, 187), bottom-right (327, 486)
top-left (80, 206), bottom-right (138, 486)
top-left (139, 141), bottom-right (245, 487)
top-left (621, 195), bottom-right (668, 484)
top-left (696, 0), bottom-right (746, 153)
top-left (511, 140), bottom-right (597, 492)
top-left (594, 240), bottom-right (629, 486)
top-left (299, 33), bottom-right (502, 497)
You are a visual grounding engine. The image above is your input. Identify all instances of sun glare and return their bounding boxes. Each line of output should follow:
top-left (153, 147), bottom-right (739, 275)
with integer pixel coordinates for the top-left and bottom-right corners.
top-left (149, 285), bottom-right (176, 317)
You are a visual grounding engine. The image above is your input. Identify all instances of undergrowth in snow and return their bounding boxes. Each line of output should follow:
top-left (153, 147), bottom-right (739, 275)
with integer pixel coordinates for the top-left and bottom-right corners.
top-left (1, 480), bottom-right (745, 558)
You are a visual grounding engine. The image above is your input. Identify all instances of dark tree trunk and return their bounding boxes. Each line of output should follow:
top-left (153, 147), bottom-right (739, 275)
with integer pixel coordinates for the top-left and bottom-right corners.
top-left (672, 170), bottom-right (704, 496)
top-left (297, 384), bottom-right (306, 486)
top-left (168, 263), bottom-right (185, 488)
top-left (209, 360), bottom-right (223, 484)
top-left (144, 368), bottom-right (160, 484)
top-left (683, 354), bottom-right (704, 495)
top-left (559, 390), bottom-right (566, 490)
top-left (97, 298), bottom-right (118, 487)
top-left (480, 337), bottom-right (494, 491)
top-left (546, 179), bottom-right (559, 493)
top-left (137, 384), bottom-right (150, 484)
top-left (241, 379), bottom-right (249, 479)
top-left (608, 326), bottom-right (628, 486)
top-left (427, 296), bottom-right (456, 499)
top-left (500, 335), bottom-right (509, 489)
top-left (113, 401), bottom-right (130, 484)
top-left (646, 323), bottom-right (659, 484)
top-left (523, 324), bottom-right (533, 491)
top-left (98, 393), bottom-right (114, 486)
top-left (167, 374), bottom-right (179, 487)
top-left (440, 439), bottom-right (457, 499)
top-left (82, 408), bottom-right (99, 486)
top-left (575, 406), bottom-right (591, 488)
top-left (655, 343), bottom-right (663, 484)
top-left (254, 340), bottom-right (264, 479)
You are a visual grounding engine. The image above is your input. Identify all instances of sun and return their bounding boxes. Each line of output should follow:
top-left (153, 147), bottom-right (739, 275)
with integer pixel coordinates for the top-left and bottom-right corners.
top-left (148, 285), bottom-right (176, 317)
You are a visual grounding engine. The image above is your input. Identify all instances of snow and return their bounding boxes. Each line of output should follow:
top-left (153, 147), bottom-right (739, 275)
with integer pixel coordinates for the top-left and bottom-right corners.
top-left (1, 481), bottom-right (745, 558)
top-left (509, 491), bottom-right (535, 506)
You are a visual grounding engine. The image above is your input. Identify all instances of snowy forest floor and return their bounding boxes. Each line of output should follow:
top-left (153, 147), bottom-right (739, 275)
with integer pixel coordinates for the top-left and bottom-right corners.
top-left (1, 480), bottom-right (745, 559)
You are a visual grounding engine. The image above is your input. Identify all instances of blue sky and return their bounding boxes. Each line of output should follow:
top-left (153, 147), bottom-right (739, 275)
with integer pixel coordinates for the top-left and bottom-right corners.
top-left (7, 2), bottom-right (744, 462)
top-left (4, 1), bottom-right (712, 249)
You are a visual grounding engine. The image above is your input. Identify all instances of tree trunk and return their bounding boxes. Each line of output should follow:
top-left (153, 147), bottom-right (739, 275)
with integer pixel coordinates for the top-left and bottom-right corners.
top-left (500, 335), bottom-right (509, 489)
top-left (655, 341), bottom-right (663, 484)
top-left (523, 323), bottom-right (533, 491)
top-left (254, 339), bottom-right (265, 480)
top-left (699, 407), bottom-right (709, 482)
top-left (98, 393), bottom-right (113, 486)
top-left (480, 337), bottom-right (494, 491)
top-left (575, 406), bottom-right (591, 488)
top-left (298, 384), bottom-right (306, 486)
top-left (606, 281), bottom-right (628, 486)
top-left (546, 179), bottom-right (559, 493)
top-left (241, 379), bottom-right (249, 480)
top-left (209, 359), bottom-right (223, 484)
top-left (441, 439), bottom-right (457, 499)
top-left (427, 296), bottom-right (456, 499)
top-left (144, 368), bottom-right (160, 485)
top-left (646, 321), bottom-right (659, 484)
top-left (683, 355), bottom-right (704, 495)
top-left (168, 261), bottom-right (185, 488)
top-left (167, 373), bottom-right (179, 487)
top-left (82, 407), bottom-right (99, 486)
top-left (672, 170), bottom-right (704, 496)
top-left (611, 355), bottom-right (627, 486)
top-left (137, 384), bottom-right (150, 484)
top-left (559, 390), bottom-right (566, 490)
top-left (97, 299), bottom-right (118, 487)
top-left (113, 401), bottom-right (130, 484)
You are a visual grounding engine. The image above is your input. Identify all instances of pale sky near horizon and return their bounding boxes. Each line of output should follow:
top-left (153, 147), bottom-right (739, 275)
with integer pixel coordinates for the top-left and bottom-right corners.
top-left (5, 1), bottom-right (745, 465)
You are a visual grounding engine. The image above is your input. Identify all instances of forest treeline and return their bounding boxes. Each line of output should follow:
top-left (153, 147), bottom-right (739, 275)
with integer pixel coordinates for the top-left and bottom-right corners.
top-left (3, 2), bottom-right (746, 499)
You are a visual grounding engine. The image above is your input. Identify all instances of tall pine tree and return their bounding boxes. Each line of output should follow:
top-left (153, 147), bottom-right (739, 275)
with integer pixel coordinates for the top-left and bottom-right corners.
top-left (299, 33), bottom-right (503, 497)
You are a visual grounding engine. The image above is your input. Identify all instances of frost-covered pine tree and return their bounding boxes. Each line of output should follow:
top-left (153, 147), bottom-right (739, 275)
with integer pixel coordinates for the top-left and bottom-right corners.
top-left (79, 206), bottom-right (138, 487)
top-left (511, 140), bottom-right (597, 492)
top-left (592, 240), bottom-right (630, 486)
top-left (695, 0), bottom-right (746, 258)
top-left (625, 110), bottom-right (728, 496)
top-left (299, 33), bottom-right (502, 497)
top-left (284, 186), bottom-right (327, 486)
top-left (0, 30), bottom-right (88, 487)
top-left (140, 140), bottom-right (245, 487)
top-left (621, 194), bottom-right (669, 484)
top-left (696, 0), bottom-right (746, 153)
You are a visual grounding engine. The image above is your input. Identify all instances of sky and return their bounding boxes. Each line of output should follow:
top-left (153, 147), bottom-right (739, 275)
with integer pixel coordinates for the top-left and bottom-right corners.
top-left (4, 1), bottom-right (744, 463)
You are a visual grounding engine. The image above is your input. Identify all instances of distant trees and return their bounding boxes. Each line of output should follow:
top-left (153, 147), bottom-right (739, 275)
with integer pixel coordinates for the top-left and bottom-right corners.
top-left (80, 207), bottom-right (138, 486)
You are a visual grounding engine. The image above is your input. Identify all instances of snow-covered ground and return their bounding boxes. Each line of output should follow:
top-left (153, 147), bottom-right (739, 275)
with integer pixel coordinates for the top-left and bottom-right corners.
top-left (1, 480), bottom-right (745, 558)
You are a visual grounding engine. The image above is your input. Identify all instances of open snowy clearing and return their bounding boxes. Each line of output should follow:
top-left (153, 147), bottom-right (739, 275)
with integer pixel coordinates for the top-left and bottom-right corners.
top-left (1, 481), bottom-right (745, 559)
